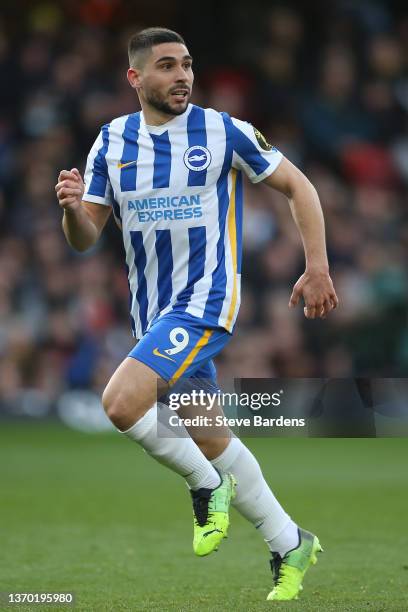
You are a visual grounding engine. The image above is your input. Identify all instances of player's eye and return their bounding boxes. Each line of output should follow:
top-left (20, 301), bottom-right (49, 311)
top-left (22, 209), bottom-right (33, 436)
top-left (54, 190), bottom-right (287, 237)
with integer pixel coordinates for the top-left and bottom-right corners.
top-left (183, 63), bottom-right (192, 70)
top-left (161, 63), bottom-right (172, 70)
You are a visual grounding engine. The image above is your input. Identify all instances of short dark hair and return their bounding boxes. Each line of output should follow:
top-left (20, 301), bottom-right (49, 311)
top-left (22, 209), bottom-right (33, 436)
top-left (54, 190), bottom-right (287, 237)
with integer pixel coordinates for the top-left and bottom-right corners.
top-left (128, 27), bottom-right (186, 67)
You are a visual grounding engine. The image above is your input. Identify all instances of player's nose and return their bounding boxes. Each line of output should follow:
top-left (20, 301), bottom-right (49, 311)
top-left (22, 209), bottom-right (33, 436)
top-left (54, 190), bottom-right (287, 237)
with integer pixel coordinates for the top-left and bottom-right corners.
top-left (175, 66), bottom-right (191, 83)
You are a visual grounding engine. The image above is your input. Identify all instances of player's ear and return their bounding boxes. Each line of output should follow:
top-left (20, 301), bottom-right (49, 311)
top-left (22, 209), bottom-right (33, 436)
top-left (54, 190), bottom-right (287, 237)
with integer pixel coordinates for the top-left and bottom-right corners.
top-left (127, 67), bottom-right (142, 89)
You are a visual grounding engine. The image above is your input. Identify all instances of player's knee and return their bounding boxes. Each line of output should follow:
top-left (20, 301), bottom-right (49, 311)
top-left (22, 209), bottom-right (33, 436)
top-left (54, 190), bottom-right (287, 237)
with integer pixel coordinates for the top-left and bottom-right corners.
top-left (102, 380), bottom-right (152, 430)
top-left (102, 386), bottom-right (123, 422)
top-left (102, 386), bottom-right (135, 426)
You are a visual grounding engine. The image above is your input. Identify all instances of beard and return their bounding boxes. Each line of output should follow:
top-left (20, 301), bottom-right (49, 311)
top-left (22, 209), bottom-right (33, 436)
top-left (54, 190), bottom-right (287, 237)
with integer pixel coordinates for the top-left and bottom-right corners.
top-left (145, 87), bottom-right (191, 116)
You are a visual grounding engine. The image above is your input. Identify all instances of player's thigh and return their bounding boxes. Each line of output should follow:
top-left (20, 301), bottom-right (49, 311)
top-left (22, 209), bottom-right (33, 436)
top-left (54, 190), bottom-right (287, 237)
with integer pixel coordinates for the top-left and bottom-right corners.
top-left (102, 357), bottom-right (168, 417)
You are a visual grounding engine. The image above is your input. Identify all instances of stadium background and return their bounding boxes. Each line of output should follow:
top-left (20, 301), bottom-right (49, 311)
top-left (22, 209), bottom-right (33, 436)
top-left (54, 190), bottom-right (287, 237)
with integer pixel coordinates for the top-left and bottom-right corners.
top-left (1, 0), bottom-right (408, 416)
top-left (1, 2), bottom-right (408, 610)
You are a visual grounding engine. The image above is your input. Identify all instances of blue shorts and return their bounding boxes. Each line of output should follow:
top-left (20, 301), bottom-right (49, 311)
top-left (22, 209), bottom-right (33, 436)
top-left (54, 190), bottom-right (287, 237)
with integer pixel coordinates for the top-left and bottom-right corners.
top-left (128, 312), bottom-right (231, 390)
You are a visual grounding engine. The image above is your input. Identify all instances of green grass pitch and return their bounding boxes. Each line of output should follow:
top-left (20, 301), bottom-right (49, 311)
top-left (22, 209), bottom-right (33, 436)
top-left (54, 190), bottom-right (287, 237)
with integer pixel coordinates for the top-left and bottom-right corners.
top-left (1, 423), bottom-right (407, 611)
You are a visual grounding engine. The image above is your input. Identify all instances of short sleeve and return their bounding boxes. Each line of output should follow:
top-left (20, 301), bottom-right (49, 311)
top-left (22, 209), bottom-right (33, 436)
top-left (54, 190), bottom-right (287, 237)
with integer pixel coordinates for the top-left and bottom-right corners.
top-left (83, 124), bottom-right (113, 206)
top-left (229, 117), bottom-right (283, 183)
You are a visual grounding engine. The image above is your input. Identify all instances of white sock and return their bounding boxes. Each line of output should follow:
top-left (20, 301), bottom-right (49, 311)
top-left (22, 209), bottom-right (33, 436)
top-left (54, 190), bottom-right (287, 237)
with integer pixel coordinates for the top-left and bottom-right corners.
top-left (266, 521), bottom-right (300, 557)
top-left (211, 437), bottom-right (299, 556)
top-left (122, 403), bottom-right (220, 491)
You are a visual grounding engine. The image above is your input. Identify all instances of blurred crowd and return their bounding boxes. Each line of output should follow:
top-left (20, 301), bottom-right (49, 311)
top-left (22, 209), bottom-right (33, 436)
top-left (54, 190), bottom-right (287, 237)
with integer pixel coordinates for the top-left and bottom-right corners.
top-left (1, 0), bottom-right (408, 413)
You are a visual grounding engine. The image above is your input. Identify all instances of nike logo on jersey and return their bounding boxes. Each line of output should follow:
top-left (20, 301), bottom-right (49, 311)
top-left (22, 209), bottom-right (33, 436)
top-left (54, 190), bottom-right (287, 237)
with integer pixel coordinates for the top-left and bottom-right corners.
top-left (117, 160), bottom-right (137, 169)
top-left (152, 347), bottom-right (176, 362)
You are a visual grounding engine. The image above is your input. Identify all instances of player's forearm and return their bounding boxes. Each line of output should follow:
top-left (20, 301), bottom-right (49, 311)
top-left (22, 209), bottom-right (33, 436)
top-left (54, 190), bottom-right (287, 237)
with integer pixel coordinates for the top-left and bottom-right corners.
top-left (62, 205), bottom-right (99, 252)
top-left (287, 180), bottom-right (329, 272)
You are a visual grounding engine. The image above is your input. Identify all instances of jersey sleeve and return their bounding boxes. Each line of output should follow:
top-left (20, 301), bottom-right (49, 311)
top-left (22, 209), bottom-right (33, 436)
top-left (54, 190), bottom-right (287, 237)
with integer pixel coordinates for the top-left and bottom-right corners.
top-left (229, 117), bottom-right (283, 183)
top-left (83, 125), bottom-right (113, 206)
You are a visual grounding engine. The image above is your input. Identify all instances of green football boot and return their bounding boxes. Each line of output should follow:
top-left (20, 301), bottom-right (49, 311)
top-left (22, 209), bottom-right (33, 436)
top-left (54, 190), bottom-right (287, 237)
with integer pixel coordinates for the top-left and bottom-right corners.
top-left (191, 472), bottom-right (236, 557)
top-left (267, 528), bottom-right (323, 601)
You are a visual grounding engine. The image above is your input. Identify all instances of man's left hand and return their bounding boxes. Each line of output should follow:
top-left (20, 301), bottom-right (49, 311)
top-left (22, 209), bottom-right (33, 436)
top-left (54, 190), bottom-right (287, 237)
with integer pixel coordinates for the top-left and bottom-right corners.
top-left (289, 269), bottom-right (339, 319)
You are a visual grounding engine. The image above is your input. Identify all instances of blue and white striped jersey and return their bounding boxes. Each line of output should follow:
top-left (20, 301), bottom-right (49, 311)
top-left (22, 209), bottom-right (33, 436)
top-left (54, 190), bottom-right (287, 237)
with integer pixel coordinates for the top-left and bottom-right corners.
top-left (83, 104), bottom-right (283, 338)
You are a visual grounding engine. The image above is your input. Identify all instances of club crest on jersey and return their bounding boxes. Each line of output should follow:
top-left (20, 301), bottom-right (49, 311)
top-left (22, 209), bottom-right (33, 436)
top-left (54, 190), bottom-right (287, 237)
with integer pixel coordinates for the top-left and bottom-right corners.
top-left (183, 146), bottom-right (212, 172)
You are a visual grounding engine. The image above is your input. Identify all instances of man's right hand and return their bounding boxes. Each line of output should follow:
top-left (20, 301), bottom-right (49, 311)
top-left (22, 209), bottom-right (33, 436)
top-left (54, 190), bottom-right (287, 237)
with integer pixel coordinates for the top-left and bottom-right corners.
top-left (55, 168), bottom-right (85, 212)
